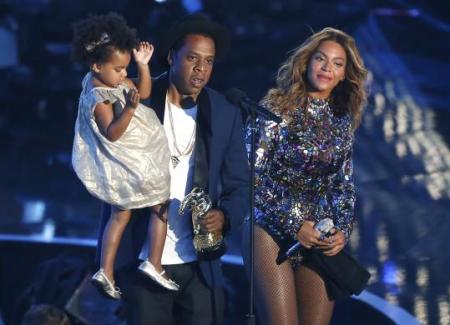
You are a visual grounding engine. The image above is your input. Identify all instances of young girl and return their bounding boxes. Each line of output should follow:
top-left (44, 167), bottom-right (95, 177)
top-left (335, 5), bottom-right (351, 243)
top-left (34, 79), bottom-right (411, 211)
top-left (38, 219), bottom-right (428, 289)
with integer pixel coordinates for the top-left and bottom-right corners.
top-left (71, 13), bottom-right (178, 299)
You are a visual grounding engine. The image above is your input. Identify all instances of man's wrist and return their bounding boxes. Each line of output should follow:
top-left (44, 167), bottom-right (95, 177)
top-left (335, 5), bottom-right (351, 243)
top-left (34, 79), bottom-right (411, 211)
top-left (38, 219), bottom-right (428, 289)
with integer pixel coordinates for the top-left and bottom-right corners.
top-left (215, 207), bottom-right (230, 234)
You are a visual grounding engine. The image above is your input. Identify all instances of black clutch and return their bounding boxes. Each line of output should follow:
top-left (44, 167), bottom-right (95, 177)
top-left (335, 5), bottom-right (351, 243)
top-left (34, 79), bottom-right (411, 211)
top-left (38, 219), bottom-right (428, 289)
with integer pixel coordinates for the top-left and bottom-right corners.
top-left (301, 248), bottom-right (371, 300)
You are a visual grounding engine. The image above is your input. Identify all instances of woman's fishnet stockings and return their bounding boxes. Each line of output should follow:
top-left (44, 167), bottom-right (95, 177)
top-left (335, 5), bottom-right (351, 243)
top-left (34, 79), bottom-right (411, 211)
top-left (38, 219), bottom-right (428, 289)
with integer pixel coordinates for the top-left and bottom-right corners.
top-left (295, 265), bottom-right (335, 325)
top-left (242, 224), bottom-right (335, 325)
top-left (243, 225), bottom-right (298, 325)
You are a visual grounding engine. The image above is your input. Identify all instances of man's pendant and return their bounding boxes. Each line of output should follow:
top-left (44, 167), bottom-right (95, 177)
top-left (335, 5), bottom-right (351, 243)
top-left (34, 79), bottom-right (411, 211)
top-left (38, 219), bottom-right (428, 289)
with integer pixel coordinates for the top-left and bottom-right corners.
top-left (171, 155), bottom-right (180, 168)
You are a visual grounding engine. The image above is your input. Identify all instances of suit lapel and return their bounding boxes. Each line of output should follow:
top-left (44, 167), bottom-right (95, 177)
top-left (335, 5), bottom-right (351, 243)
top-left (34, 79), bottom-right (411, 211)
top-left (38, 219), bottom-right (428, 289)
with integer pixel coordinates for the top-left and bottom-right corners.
top-left (193, 89), bottom-right (211, 191)
top-left (150, 73), bottom-right (169, 123)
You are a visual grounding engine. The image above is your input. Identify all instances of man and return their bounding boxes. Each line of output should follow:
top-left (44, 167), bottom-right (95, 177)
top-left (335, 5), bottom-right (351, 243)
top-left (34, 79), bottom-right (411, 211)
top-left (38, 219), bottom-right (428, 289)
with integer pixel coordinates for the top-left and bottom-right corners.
top-left (97, 13), bottom-right (249, 324)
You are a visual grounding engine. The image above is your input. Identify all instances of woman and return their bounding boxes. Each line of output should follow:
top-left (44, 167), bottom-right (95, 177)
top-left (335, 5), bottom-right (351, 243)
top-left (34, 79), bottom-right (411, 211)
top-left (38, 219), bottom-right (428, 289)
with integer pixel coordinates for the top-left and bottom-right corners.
top-left (243, 27), bottom-right (368, 325)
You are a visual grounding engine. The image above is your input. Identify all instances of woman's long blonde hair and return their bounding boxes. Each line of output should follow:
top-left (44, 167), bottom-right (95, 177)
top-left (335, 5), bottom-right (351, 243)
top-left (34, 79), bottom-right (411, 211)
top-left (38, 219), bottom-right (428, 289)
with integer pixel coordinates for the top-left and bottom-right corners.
top-left (262, 27), bottom-right (368, 128)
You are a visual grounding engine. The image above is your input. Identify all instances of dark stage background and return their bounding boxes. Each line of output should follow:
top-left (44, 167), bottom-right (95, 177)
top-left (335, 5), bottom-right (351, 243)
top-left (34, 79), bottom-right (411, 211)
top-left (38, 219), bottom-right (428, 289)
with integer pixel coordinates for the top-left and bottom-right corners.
top-left (0, 0), bottom-right (449, 324)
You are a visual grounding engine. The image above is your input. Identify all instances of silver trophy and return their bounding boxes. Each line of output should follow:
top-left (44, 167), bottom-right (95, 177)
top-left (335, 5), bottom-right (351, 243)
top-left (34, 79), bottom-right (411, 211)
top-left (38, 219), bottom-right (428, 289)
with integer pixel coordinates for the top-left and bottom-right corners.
top-left (179, 187), bottom-right (224, 255)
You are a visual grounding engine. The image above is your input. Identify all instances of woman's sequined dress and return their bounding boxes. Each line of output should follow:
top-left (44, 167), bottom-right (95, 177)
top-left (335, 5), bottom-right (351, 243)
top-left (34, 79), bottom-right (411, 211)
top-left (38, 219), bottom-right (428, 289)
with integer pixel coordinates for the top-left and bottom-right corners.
top-left (252, 98), bottom-right (355, 243)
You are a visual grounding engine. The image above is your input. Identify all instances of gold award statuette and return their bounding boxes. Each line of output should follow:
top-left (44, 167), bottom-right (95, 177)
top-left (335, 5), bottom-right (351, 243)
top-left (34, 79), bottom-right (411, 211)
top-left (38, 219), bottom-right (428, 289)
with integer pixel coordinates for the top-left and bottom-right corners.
top-left (179, 187), bottom-right (224, 255)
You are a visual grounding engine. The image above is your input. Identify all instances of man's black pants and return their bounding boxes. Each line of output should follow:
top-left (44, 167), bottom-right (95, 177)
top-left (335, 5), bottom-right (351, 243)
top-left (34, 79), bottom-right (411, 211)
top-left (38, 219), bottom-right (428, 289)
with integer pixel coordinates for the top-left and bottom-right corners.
top-left (120, 262), bottom-right (224, 325)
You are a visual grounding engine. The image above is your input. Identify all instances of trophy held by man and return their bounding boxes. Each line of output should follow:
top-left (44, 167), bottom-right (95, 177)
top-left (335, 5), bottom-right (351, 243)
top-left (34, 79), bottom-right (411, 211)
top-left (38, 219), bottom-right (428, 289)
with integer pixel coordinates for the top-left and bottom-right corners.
top-left (179, 187), bottom-right (226, 259)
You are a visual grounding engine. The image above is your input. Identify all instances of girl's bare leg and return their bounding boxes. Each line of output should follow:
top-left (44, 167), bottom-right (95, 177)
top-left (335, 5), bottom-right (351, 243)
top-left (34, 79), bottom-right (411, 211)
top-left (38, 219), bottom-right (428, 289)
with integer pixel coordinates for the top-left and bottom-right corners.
top-left (147, 203), bottom-right (170, 280)
top-left (100, 207), bottom-right (131, 282)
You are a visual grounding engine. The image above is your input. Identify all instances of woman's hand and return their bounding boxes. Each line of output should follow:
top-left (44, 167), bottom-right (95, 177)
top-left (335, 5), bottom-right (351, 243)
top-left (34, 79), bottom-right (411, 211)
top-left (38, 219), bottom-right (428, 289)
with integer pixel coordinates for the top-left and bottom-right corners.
top-left (321, 228), bottom-right (346, 256)
top-left (133, 41), bottom-right (154, 66)
top-left (296, 221), bottom-right (322, 249)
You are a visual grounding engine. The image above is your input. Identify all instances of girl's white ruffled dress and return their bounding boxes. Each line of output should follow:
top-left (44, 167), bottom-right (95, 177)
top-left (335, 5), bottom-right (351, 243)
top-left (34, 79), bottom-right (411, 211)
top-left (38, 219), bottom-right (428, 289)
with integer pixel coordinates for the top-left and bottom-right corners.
top-left (72, 73), bottom-right (170, 209)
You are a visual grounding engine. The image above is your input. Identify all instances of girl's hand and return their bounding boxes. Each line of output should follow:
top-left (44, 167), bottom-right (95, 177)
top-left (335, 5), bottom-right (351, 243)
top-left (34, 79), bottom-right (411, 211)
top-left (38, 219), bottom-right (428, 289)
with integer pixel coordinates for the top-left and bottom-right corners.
top-left (133, 41), bottom-right (154, 65)
top-left (296, 221), bottom-right (322, 249)
top-left (321, 228), bottom-right (346, 256)
top-left (124, 88), bottom-right (140, 109)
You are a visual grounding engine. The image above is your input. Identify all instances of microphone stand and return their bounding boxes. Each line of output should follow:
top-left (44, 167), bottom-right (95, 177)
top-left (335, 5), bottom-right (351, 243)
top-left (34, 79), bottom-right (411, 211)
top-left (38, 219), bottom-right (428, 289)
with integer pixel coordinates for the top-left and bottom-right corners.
top-left (246, 109), bottom-right (256, 325)
top-left (244, 104), bottom-right (281, 325)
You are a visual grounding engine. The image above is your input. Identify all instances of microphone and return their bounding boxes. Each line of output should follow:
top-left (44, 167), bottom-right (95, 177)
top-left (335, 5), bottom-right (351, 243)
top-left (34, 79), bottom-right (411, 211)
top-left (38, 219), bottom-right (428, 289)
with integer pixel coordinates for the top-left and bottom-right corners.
top-left (275, 241), bottom-right (301, 265)
top-left (225, 88), bottom-right (282, 123)
top-left (286, 242), bottom-right (302, 257)
top-left (278, 218), bottom-right (335, 264)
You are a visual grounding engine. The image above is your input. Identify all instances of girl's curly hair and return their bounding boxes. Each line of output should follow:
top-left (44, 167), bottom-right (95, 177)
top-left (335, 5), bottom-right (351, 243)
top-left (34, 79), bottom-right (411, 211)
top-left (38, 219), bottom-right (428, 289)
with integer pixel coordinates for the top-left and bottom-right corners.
top-left (262, 27), bottom-right (368, 129)
top-left (72, 12), bottom-right (137, 65)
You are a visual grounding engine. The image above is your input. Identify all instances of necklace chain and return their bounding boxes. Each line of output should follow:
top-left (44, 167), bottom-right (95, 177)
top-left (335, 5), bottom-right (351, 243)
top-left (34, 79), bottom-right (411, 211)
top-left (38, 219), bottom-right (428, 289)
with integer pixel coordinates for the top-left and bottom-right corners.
top-left (167, 98), bottom-right (196, 167)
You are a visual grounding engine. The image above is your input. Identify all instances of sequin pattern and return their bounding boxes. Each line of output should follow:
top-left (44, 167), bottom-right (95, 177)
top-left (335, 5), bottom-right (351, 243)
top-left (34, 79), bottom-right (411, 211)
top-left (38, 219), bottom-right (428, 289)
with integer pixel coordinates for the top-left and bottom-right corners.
top-left (249, 98), bottom-right (355, 242)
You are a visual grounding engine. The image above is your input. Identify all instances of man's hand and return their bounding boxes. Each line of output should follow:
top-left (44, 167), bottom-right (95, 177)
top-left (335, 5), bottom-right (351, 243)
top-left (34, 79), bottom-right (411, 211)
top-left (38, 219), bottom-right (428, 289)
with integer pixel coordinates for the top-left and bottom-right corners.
top-left (133, 41), bottom-right (154, 66)
top-left (200, 208), bottom-right (225, 233)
